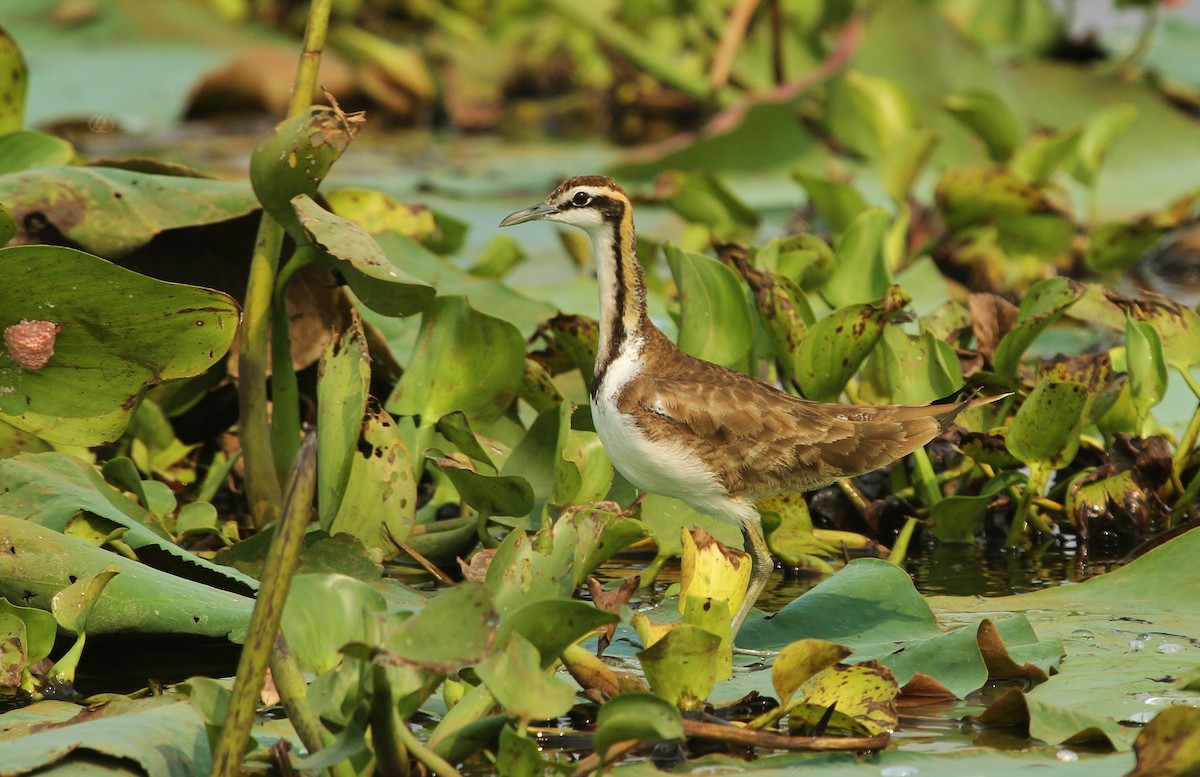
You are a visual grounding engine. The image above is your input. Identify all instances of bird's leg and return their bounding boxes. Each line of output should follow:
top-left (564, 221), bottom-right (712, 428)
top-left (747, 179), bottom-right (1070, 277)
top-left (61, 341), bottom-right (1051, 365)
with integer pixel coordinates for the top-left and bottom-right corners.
top-left (731, 513), bottom-right (774, 635)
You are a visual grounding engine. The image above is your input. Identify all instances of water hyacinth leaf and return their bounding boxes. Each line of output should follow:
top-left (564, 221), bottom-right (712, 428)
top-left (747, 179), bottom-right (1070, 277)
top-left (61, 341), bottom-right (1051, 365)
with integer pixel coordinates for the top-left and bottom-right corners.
top-left (772, 234), bottom-right (835, 293)
top-left (388, 296), bottom-right (525, 426)
top-left (553, 400), bottom-right (614, 507)
top-left (545, 313), bottom-right (600, 390)
top-left (881, 129), bottom-right (939, 204)
top-left (281, 573), bottom-right (386, 675)
top-left (931, 470), bottom-right (1026, 543)
top-left (317, 315), bottom-right (370, 530)
top-left (861, 324), bottom-right (963, 405)
top-left (0, 203), bottom-right (14, 247)
top-left (0, 453), bottom-right (258, 594)
top-left (249, 104), bottom-right (363, 239)
top-left (568, 507), bottom-right (648, 585)
top-left (292, 195), bottom-right (435, 317)
top-left (0, 246), bottom-right (239, 446)
top-left (786, 662), bottom-right (899, 736)
top-left (759, 493), bottom-right (838, 573)
top-left (839, 70), bottom-right (919, 156)
top-left (436, 411), bottom-right (498, 471)
top-left (0, 27), bottom-right (27, 134)
top-left (469, 234), bottom-right (527, 279)
top-left (0, 167), bottom-right (259, 257)
top-left (935, 164), bottom-right (1059, 230)
top-left (772, 639), bottom-right (853, 705)
top-left (665, 244), bottom-right (756, 373)
top-left (518, 357), bottom-right (565, 413)
top-left (795, 285), bottom-right (909, 402)
top-left (1011, 127), bottom-right (1082, 183)
top-left (678, 528), bottom-right (745, 671)
top-left (1072, 103), bottom-right (1139, 188)
top-left (326, 407), bottom-right (418, 550)
top-left (656, 171), bottom-right (760, 242)
top-left (49, 564), bottom-right (120, 683)
top-left (0, 697), bottom-right (211, 776)
top-left (430, 451), bottom-right (534, 517)
top-left (1127, 706), bottom-right (1200, 777)
top-left (824, 208), bottom-right (892, 308)
top-left (0, 611), bottom-right (28, 689)
top-left (325, 187), bottom-right (439, 242)
top-left (592, 693), bottom-right (683, 758)
top-left (1125, 316), bottom-right (1168, 425)
top-left (384, 581), bottom-right (497, 674)
top-left (498, 600), bottom-right (617, 670)
top-left (0, 518), bottom-right (253, 642)
top-left (1007, 381), bottom-right (1088, 469)
top-left (0, 129), bottom-right (75, 176)
top-left (497, 724), bottom-right (546, 777)
top-left (791, 170), bottom-right (868, 233)
top-left (484, 523), bottom-right (577, 616)
top-left (943, 88), bottom-right (1025, 163)
top-left (1084, 220), bottom-right (1164, 274)
top-left (1071, 286), bottom-right (1200, 373)
top-left (638, 624), bottom-right (723, 710)
top-left (476, 632), bottom-right (575, 722)
top-left (991, 277), bottom-right (1084, 379)
top-left (639, 494), bottom-right (743, 573)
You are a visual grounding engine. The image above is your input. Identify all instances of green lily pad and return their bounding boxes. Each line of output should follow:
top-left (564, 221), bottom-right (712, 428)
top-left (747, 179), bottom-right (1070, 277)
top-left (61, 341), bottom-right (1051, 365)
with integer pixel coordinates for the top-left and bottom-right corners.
top-left (0, 245), bottom-right (238, 446)
top-left (0, 167), bottom-right (258, 257)
top-left (0, 517), bottom-right (252, 642)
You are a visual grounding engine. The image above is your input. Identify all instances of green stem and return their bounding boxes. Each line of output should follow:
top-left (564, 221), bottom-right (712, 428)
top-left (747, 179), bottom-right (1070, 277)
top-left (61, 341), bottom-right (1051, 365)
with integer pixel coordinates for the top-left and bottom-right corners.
top-left (238, 0), bottom-right (334, 529)
top-left (1173, 371), bottom-right (1200, 470)
top-left (889, 517), bottom-right (918, 568)
top-left (910, 447), bottom-right (942, 509)
top-left (270, 282), bottom-right (302, 484)
top-left (1112, 3), bottom-right (1160, 74)
top-left (270, 636), bottom-right (357, 777)
top-left (397, 718), bottom-right (464, 777)
top-left (210, 434), bottom-right (318, 777)
top-left (1008, 464), bottom-right (1049, 546)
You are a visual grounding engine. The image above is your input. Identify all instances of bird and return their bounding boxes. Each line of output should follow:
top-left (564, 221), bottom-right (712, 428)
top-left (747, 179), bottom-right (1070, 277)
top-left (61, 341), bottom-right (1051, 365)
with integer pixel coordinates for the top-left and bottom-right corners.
top-left (500, 175), bottom-right (1001, 633)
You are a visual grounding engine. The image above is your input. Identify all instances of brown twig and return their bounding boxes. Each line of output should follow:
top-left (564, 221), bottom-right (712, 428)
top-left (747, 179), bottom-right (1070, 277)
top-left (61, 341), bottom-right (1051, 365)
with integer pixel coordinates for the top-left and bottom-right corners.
top-left (709, 0), bottom-right (762, 92)
top-left (682, 718), bottom-right (889, 751)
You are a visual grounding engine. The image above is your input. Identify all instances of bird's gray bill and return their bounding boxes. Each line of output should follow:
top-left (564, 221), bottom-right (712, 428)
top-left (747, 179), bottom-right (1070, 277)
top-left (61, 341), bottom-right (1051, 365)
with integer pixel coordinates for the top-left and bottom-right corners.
top-left (499, 202), bottom-right (558, 227)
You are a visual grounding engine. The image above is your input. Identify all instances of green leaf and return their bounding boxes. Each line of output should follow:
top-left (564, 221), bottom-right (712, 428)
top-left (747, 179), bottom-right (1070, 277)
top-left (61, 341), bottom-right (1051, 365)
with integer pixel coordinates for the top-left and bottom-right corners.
top-left (317, 317), bottom-right (370, 531)
top-left (1011, 127), bottom-right (1083, 183)
top-left (860, 324), bottom-right (963, 405)
top-left (388, 296), bottom-right (525, 426)
top-left (638, 624), bottom-right (723, 709)
top-left (326, 407), bottom-right (418, 550)
top-left (498, 600), bottom-right (617, 670)
top-left (592, 693), bottom-right (683, 758)
top-left (431, 451), bottom-right (534, 518)
top-left (1006, 381), bottom-right (1088, 469)
top-left (943, 88), bottom-right (1025, 162)
top-left (0, 202), bottom-right (14, 247)
top-left (881, 129), bottom-right (939, 204)
top-left (839, 70), bottom-right (919, 156)
top-left (0, 167), bottom-right (258, 257)
top-left (0, 28), bottom-right (28, 134)
top-left (0, 245), bottom-right (239, 445)
top-left (291, 195), bottom-right (435, 317)
top-left (249, 105), bottom-right (360, 240)
top-left (476, 632), bottom-right (575, 722)
top-left (930, 470), bottom-right (1026, 543)
top-left (0, 453), bottom-right (258, 595)
top-left (787, 662), bottom-right (899, 736)
top-left (0, 130), bottom-right (74, 176)
top-left (992, 277), bottom-right (1084, 379)
top-left (656, 171), bottom-right (760, 242)
top-left (1125, 316), bottom-right (1169, 426)
top-left (823, 208), bottom-right (893, 308)
top-left (664, 244), bottom-right (756, 373)
top-left (0, 697), bottom-right (211, 775)
top-left (791, 170), bottom-right (868, 233)
top-left (795, 286), bottom-right (909, 402)
top-left (1072, 103), bottom-right (1139, 188)
top-left (1128, 707), bottom-right (1200, 777)
top-left (772, 639), bottom-right (853, 706)
top-left (383, 581), bottom-right (497, 675)
top-left (0, 517), bottom-right (253, 642)
top-left (281, 573), bottom-right (386, 675)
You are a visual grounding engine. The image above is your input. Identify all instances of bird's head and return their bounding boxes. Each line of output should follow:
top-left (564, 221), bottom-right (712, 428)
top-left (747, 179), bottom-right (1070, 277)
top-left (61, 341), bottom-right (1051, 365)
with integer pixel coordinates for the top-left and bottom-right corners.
top-left (499, 175), bottom-right (630, 235)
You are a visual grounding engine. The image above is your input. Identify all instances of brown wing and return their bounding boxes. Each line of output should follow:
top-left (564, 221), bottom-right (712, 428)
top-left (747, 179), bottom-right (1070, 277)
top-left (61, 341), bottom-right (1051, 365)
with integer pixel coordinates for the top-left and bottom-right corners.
top-left (617, 347), bottom-right (989, 502)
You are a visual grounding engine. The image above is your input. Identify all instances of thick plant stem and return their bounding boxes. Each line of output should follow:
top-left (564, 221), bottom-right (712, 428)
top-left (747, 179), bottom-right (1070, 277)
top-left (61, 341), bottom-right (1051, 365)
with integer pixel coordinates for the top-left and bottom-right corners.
top-left (210, 433), bottom-right (317, 777)
top-left (238, 0), bottom-right (334, 528)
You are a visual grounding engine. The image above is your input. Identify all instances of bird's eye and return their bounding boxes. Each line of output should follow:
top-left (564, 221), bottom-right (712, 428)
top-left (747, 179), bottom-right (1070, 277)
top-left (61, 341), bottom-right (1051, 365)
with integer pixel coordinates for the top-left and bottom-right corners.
top-left (571, 191), bottom-right (592, 207)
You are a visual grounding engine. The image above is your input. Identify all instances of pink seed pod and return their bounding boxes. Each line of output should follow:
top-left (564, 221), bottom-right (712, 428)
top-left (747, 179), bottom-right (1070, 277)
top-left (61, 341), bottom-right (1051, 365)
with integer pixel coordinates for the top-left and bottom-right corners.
top-left (4, 319), bottom-right (61, 370)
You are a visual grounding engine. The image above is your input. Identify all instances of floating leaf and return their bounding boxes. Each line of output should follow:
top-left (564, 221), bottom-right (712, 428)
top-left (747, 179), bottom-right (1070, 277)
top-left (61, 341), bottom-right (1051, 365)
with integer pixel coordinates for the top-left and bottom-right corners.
top-left (0, 245), bottom-right (239, 445)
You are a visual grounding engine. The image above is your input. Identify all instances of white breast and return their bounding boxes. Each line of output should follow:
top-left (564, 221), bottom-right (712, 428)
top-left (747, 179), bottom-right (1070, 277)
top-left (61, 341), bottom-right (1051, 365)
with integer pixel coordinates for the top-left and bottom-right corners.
top-left (592, 350), bottom-right (750, 522)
